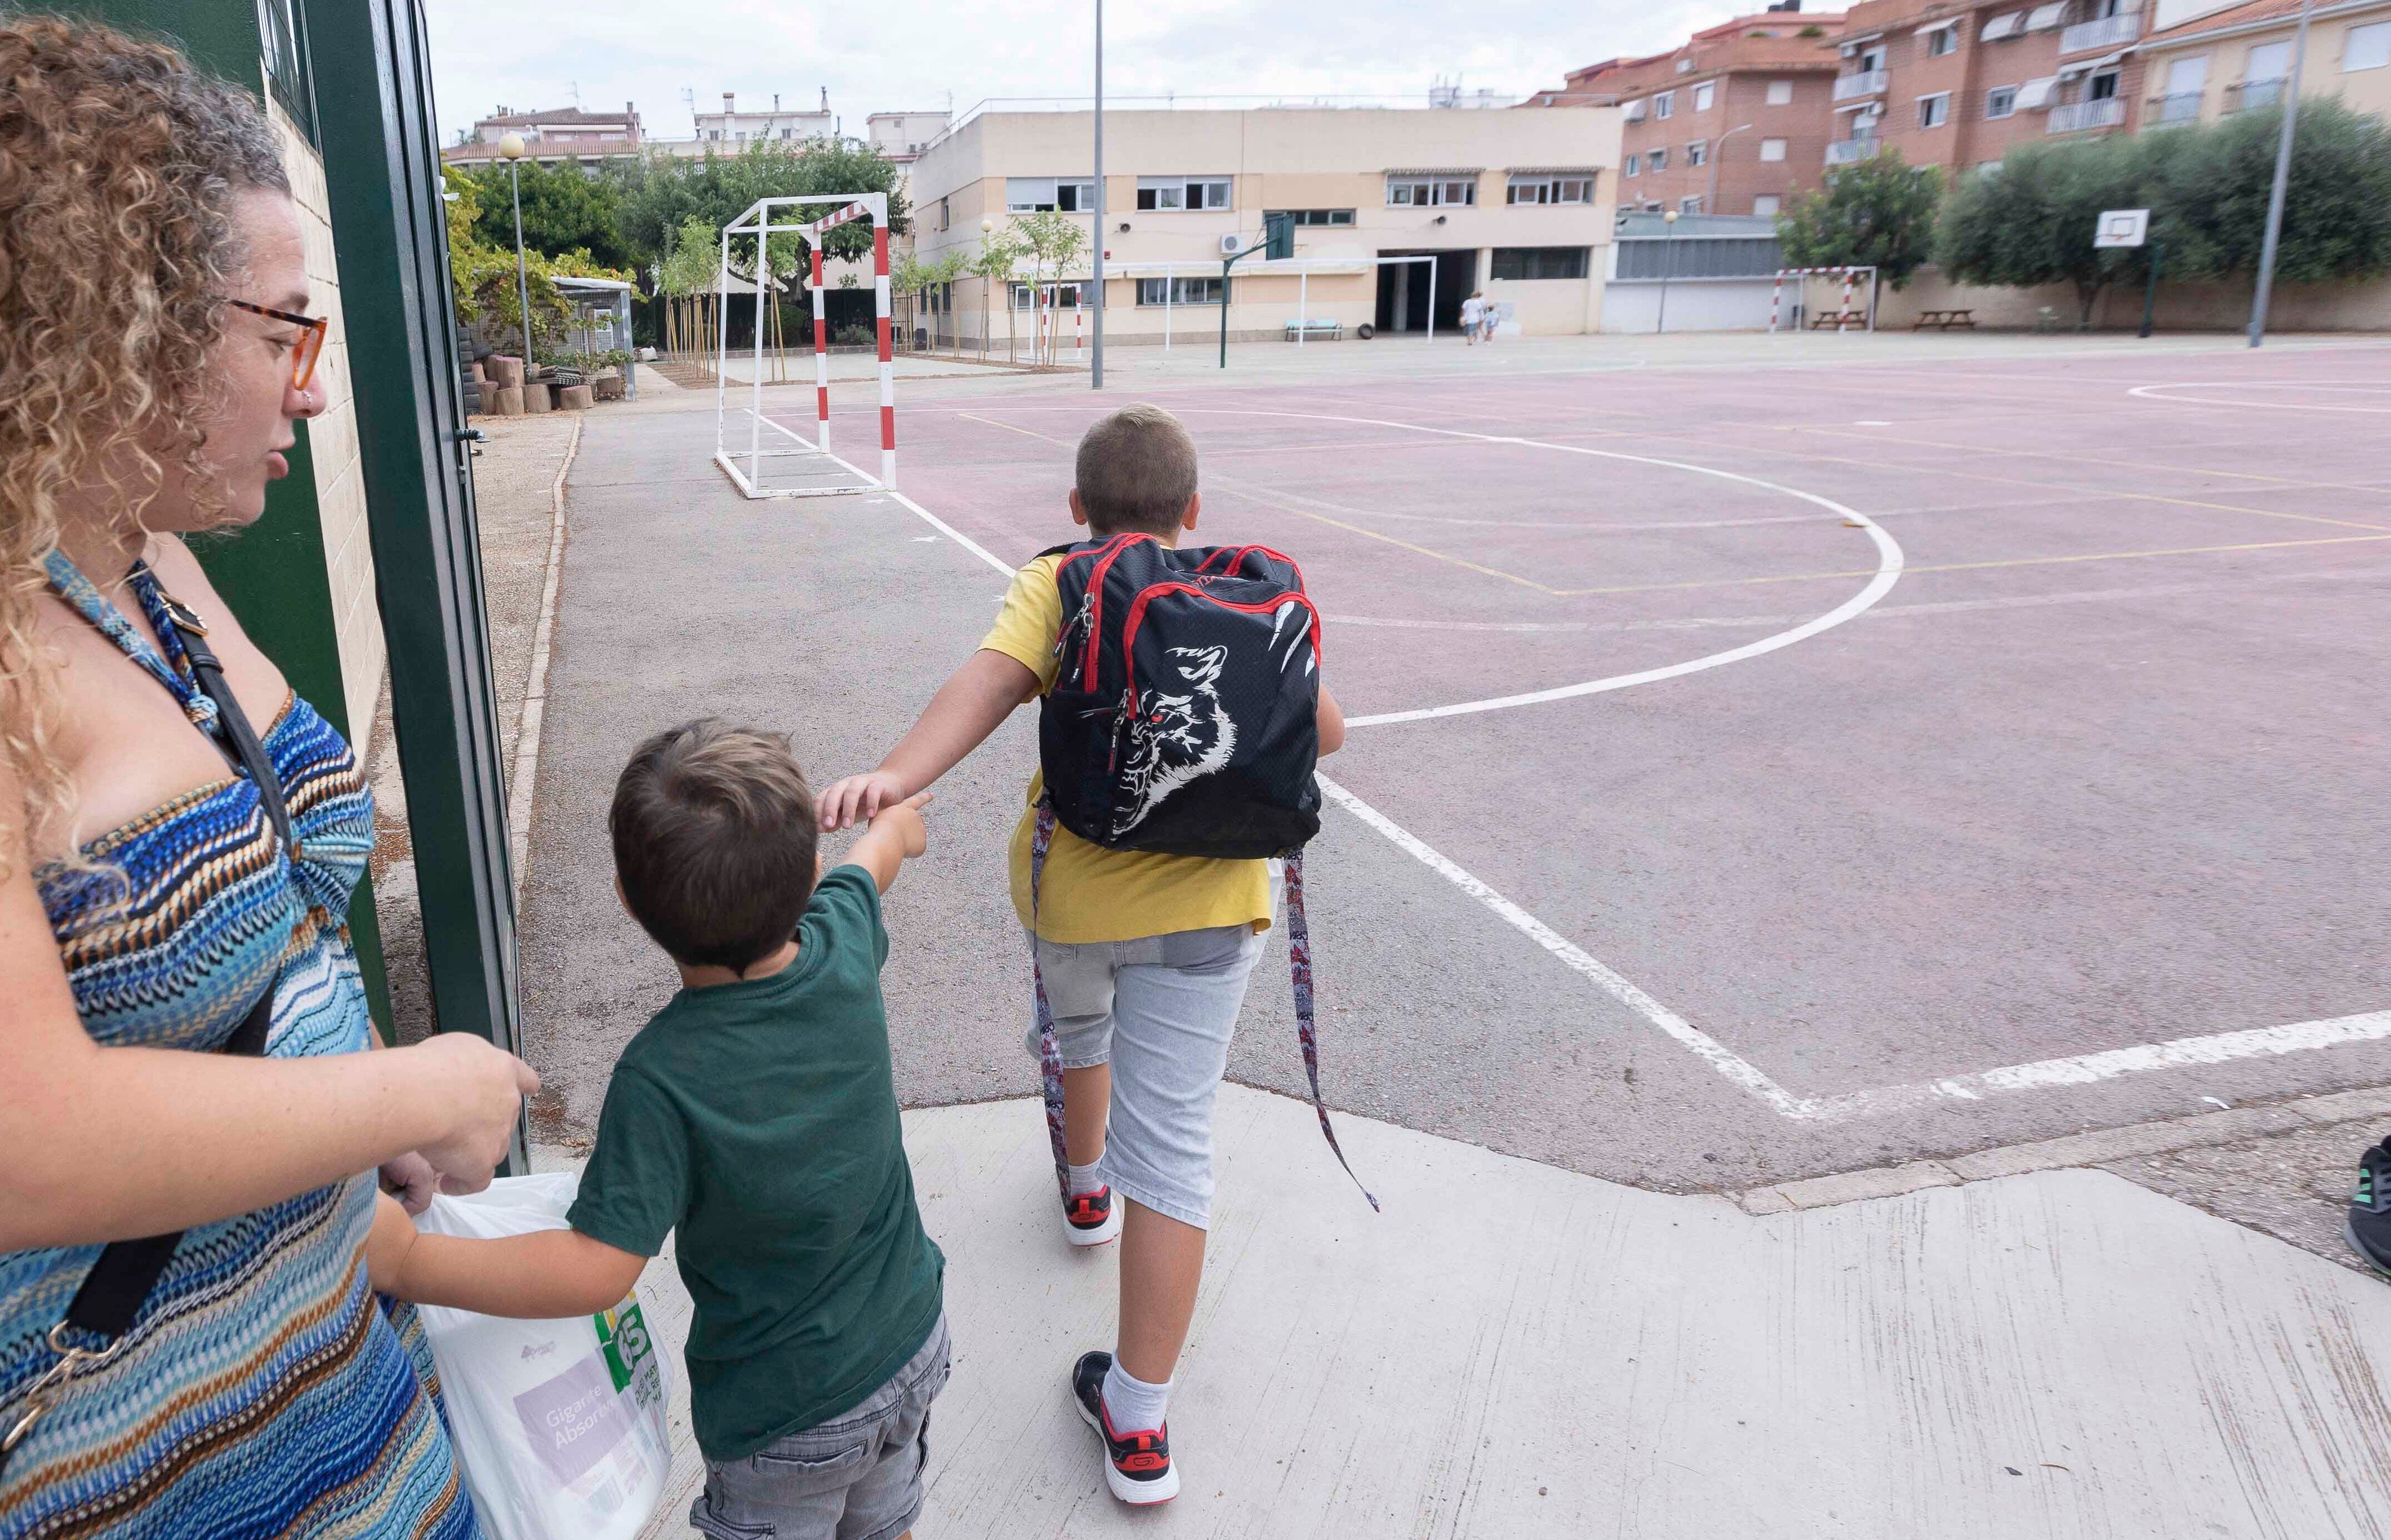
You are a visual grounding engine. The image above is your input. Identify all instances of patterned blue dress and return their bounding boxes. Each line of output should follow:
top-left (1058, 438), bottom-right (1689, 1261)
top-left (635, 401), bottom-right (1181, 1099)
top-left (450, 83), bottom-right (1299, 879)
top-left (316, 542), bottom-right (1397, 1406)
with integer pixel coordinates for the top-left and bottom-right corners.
top-left (0, 555), bottom-right (479, 1538)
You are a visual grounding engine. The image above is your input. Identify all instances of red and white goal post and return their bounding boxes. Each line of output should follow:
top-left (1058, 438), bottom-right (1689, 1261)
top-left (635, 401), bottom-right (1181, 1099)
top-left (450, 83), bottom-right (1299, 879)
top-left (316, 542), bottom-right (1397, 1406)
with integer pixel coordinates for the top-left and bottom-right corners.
top-left (1767, 266), bottom-right (1880, 334)
top-left (713, 192), bottom-right (896, 499)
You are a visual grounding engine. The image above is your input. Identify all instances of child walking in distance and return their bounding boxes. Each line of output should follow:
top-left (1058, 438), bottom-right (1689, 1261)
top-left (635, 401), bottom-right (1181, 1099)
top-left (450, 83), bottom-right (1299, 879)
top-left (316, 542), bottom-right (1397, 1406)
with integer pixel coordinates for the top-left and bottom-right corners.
top-left (818, 404), bottom-right (1346, 1507)
top-left (370, 721), bottom-right (949, 1540)
top-left (1460, 289), bottom-right (1485, 344)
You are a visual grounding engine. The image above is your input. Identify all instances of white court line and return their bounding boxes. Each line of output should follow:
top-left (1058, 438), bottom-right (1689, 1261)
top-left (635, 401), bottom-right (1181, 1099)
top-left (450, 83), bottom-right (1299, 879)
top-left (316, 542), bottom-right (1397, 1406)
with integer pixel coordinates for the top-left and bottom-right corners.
top-left (2130, 382), bottom-right (2391, 414)
top-left (915, 404), bottom-right (1906, 729)
top-left (878, 456), bottom-right (2386, 1123)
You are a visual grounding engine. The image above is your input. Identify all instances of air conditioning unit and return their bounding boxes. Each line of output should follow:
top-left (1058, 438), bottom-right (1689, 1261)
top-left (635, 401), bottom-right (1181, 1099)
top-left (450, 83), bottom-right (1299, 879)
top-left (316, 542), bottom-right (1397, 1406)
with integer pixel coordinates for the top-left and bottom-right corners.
top-left (1219, 233), bottom-right (1249, 256)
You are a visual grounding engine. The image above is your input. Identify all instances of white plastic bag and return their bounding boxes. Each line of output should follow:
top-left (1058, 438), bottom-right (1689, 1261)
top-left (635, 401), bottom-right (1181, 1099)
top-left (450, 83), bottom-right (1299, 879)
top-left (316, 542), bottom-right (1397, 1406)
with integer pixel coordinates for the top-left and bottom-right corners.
top-left (412, 1172), bottom-right (673, 1540)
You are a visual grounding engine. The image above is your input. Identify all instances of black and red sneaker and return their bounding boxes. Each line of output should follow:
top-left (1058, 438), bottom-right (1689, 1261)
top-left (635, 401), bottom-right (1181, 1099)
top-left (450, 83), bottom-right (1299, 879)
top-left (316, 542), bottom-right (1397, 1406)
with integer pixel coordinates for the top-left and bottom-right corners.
top-left (1064, 1184), bottom-right (1122, 1247)
top-left (1071, 1350), bottom-right (1178, 1504)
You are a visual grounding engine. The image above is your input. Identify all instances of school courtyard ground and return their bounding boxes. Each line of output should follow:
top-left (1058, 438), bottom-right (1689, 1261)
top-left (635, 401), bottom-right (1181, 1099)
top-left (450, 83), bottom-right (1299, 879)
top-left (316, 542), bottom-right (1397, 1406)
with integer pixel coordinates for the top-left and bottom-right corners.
top-left (449, 328), bottom-right (2391, 1537)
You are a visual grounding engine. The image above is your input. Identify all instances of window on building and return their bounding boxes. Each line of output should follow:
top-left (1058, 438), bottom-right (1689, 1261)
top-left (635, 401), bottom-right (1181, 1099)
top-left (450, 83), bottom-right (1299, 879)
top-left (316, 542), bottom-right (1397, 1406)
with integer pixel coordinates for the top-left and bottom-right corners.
top-left (1686, 140), bottom-right (1708, 167)
top-left (1759, 137), bottom-right (1787, 162)
top-left (1986, 85), bottom-right (2018, 117)
top-left (1490, 246), bottom-right (1589, 280)
top-left (708, 129), bottom-right (722, 140)
top-left (938, 196), bottom-right (950, 231)
top-left (1506, 174), bottom-right (1596, 204)
top-left (1679, 195), bottom-right (1704, 215)
top-left (1136, 176), bottom-right (1232, 211)
top-left (1266, 208), bottom-right (1356, 226)
top-left (1006, 177), bottom-right (1096, 212)
top-left (1693, 81), bottom-right (1716, 111)
top-left (1648, 147), bottom-right (1669, 170)
top-left (1918, 92), bottom-right (1951, 127)
top-left (1924, 20), bottom-right (1960, 56)
top-left (1011, 282), bottom-right (1085, 309)
top-left (2348, 20), bottom-right (2391, 71)
top-left (1752, 194), bottom-right (1781, 216)
top-left (1137, 276), bottom-right (1226, 305)
top-left (1654, 90), bottom-right (1675, 118)
top-left (1767, 78), bottom-right (1795, 104)
top-left (1624, 154), bottom-right (1641, 177)
top-left (1386, 175), bottom-right (1479, 206)
top-left (2088, 70), bottom-right (2120, 100)
top-left (2246, 39), bottom-right (2292, 81)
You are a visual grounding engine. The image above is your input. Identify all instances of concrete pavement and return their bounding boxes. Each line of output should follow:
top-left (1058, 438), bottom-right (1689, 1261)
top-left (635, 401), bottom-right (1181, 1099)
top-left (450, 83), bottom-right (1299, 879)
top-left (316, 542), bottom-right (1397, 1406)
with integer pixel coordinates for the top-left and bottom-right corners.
top-left (607, 1084), bottom-right (2391, 1538)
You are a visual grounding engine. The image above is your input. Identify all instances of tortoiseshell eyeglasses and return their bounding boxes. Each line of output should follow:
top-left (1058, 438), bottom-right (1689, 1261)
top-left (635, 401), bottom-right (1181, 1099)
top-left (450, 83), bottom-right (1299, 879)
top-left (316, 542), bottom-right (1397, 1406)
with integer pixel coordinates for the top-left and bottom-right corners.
top-left (225, 298), bottom-right (329, 392)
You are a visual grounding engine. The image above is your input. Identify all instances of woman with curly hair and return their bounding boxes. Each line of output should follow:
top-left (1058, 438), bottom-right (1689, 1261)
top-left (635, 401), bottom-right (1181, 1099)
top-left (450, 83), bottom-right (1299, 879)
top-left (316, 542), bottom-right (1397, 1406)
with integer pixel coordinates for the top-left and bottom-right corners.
top-left (0, 19), bottom-right (537, 1535)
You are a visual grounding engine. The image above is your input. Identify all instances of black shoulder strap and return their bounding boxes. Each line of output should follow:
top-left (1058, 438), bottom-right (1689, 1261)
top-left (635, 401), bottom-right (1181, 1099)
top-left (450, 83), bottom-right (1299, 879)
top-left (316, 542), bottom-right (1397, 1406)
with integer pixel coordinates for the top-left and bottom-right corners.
top-left (60, 602), bottom-right (286, 1344)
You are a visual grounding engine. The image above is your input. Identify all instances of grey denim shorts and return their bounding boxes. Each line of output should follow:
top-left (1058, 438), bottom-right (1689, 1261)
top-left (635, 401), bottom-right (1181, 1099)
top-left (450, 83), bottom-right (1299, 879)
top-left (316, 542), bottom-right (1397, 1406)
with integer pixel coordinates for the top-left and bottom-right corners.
top-left (1025, 921), bottom-right (1269, 1229)
top-left (689, 1313), bottom-right (951, 1540)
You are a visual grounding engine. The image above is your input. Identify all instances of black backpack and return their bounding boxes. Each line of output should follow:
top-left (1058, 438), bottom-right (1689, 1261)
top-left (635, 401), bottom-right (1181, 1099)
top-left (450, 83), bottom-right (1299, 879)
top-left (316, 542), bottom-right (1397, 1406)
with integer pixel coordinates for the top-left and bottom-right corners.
top-left (1029, 534), bottom-right (1376, 1210)
top-left (1038, 534), bottom-right (1322, 859)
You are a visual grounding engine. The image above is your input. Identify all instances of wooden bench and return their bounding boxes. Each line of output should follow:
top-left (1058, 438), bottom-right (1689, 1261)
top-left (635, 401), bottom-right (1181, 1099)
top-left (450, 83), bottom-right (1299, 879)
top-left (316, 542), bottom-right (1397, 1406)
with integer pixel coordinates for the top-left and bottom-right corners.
top-left (1284, 319), bottom-right (1342, 341)
top-left (1912, 308), bottom-right (1977, 330)
top-left (1807, 310), bottom-right (1861, 330)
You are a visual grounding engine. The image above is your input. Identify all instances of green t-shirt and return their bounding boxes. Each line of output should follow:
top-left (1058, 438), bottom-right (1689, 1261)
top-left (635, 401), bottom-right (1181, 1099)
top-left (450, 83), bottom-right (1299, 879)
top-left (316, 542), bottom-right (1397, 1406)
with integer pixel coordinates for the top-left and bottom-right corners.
top-left (566, 864), bottom-right (945, 1462)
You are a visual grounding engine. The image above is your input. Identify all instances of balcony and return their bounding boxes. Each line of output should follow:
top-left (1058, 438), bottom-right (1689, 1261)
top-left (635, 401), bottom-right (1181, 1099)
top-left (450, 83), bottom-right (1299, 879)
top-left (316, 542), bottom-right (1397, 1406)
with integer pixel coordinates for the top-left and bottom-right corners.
top-left (2146, 91), bottom-right (2204, 126)
top-left (1825, 135), bottom-right (1883, 166)
top-left (1833, 68), bottom-right (1888, 102)
top-left (2047, 97), bottom-right (2127, 132)
top-left (2227, 77), bottom-right (2286, 111)
top-left (2059, 10), bottom-right (2141, 53)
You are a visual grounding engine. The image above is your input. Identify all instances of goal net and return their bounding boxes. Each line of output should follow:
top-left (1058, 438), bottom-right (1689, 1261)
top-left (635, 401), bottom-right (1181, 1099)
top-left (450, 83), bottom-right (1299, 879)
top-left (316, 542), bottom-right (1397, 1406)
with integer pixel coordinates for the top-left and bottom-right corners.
top-left (714, 193), bottom-right (896, 499)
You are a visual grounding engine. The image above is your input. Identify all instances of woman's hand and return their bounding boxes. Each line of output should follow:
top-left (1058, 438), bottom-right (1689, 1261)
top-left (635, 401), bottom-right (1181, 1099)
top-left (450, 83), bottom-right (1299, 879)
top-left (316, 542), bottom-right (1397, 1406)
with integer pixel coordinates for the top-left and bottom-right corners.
top-left (397, 1033), bottom-right (541, 1197)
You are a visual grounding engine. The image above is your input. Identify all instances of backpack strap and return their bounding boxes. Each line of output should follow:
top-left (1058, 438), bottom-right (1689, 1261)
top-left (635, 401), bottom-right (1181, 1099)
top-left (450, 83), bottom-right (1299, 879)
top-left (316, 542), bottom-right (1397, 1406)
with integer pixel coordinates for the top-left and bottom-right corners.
top-left (1282, 853), bottom-right (1377, 1211)
top-left (1, 595), bottom-right (286, 1483)
top-left (1030, 802), bottom-right (1074, 1204)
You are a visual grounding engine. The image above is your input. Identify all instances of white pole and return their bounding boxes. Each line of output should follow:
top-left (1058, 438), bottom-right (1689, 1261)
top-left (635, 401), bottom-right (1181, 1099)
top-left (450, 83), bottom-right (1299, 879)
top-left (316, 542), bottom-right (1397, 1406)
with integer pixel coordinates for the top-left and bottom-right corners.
top-left (1299, 268), bottom-right (1307, 346)
top-left (811, 242), bottom-right (829, 453)
top-left (750, 224), bottom-right (765, 487)
top-left (2250, 0), bottom-right (2317, 347)
top-left (715, 228), bottom-right (730, 457)
top-left (1091, 0), bottom-right (1105, 389)
top-left (1164, 269), bottom-right (1173, 350)
top-left (1425, 259), bottom-right (1434, 343)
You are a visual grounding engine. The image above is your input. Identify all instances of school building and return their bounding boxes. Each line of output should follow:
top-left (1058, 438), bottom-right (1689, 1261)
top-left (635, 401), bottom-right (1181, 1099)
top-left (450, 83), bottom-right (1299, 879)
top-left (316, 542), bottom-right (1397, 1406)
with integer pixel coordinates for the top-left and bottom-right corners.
top-left (903, 105), bottom-right (1621, 343)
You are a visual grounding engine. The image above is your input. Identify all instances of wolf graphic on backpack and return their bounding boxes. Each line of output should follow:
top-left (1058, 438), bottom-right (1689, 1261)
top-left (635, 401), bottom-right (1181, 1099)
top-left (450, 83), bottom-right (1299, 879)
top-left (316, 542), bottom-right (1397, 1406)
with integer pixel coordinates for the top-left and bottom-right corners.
top-left (1039, 534), bottom-right (1322, 860)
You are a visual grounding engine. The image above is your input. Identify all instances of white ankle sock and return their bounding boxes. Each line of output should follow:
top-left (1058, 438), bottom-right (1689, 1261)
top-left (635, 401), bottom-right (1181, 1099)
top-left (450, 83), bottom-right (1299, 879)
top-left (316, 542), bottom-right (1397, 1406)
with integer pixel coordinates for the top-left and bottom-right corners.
top-left (1101, 1358), bottom-right (1172, 1433)
top-left (1068, 1162), bottom-right (1105, 1197)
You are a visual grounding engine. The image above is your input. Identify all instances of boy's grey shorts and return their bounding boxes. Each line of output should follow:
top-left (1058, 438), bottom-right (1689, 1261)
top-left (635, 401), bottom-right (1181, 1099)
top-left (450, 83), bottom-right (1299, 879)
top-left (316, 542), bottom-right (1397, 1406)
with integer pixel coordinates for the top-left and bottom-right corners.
top-left (690, 1313), bottom-right (951, 1540)
top-left (1025, 920), bottom-right (1269, 1230)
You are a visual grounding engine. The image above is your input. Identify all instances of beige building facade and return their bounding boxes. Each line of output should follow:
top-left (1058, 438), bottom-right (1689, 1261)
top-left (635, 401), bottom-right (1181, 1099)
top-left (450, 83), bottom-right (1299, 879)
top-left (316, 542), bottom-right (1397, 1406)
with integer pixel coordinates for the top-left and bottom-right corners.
top-left (2137, 0), bottom-right (2391, 126)
top-left (905, 106), bottom-right (1621, 343)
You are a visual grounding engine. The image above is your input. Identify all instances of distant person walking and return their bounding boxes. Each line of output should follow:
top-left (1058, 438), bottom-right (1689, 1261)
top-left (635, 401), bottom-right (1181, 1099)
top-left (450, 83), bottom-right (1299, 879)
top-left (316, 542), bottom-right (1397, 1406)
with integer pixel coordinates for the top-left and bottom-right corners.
top-left (0, 21), bottom-right (533, 1535)
top-left (1460, 290), bottom-right (1486, 345)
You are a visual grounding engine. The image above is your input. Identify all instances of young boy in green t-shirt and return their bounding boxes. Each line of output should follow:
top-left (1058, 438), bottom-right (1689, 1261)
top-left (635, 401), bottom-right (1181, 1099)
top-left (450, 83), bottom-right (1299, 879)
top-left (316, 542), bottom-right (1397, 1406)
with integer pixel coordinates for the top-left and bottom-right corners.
top-left (816, 404), bottom-right (1345, 1506)
top-left (369, 719), bottom-right (946, 1540)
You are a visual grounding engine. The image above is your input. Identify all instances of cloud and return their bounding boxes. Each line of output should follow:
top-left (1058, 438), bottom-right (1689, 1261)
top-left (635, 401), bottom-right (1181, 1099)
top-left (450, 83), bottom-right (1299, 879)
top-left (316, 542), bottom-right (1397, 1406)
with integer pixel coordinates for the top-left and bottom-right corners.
top-left (423, 0), bottom-right (1730, 143)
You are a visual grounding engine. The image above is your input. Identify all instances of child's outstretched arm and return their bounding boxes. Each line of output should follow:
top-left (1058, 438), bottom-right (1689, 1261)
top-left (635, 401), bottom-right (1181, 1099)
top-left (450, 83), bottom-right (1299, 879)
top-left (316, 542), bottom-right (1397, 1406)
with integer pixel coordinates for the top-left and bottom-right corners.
top-left (843, 791), bottom-right (932, 896)
top-left (1318, 684), bottom-right (1345, 756)
top-left (818, 650), bottom-right (1039, 831)
top-left (368, 1191), bottom-right (648, 1319)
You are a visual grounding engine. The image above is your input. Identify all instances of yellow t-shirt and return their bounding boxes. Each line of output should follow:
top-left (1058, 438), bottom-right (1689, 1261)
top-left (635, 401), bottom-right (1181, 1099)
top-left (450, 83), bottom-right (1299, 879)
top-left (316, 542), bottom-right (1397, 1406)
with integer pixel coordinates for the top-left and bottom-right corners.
top-left (982, 553), bottom-right (1273, 944)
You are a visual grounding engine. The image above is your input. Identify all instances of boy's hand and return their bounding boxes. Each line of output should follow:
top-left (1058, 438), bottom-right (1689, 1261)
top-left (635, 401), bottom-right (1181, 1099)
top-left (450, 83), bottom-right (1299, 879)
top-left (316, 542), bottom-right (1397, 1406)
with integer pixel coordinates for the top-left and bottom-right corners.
top-left (818, 770), bottom-right (911, 832)
top-left (871, 791), bottom-right (933, 857)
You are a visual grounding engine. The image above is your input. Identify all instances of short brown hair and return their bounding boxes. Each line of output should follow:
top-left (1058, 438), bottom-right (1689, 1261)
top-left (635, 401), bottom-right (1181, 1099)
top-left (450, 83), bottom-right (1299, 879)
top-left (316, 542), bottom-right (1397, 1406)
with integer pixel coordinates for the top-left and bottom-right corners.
top-left (1075, 404), bottom-right (1199, 537)
top-left (610, 721), bottom-right (819, 973)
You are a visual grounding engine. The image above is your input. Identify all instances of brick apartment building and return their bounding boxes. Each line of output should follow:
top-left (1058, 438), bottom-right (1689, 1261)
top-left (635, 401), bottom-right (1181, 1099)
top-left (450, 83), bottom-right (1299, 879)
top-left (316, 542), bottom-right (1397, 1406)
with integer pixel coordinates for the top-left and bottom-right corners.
top-left (1832, 0), bottom-right (2147, 175)
top-left (1540, 11), bottom-right (1847, 216)
top-left (442, 104), bottom-right (644, 169)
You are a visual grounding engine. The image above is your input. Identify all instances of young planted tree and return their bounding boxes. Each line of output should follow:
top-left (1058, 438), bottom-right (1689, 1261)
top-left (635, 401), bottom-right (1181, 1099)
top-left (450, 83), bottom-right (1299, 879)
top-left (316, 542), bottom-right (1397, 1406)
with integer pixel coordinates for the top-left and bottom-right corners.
top-left (1011, 211), bottom-right (1089, 363)
top-left (967, 226), bottom-right (1029, 360)
top-left (1775, 149), bottom-right (1944, 289)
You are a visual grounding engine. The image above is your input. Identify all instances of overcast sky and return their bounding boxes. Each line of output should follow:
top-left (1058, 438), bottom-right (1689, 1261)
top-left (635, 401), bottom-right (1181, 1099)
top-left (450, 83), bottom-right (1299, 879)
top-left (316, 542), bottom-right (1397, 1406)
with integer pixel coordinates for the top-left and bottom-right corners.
top-left (422, 0), bottom-right (1733, 145)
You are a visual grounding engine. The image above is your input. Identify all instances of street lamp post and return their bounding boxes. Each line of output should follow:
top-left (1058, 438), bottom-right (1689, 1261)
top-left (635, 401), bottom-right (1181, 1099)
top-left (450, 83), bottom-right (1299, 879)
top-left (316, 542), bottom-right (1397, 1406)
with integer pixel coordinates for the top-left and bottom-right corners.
top-left (497, 132), bottom-right (533, 366)
top-left (1656, 207), bottom-right (1680, 334)
top-left (2249, 0), bottom-right (2318, 347)
top-left (1091, 0), bottom-right (1105, 389)
top-left (1708, 123), bottom-right (1754, 214)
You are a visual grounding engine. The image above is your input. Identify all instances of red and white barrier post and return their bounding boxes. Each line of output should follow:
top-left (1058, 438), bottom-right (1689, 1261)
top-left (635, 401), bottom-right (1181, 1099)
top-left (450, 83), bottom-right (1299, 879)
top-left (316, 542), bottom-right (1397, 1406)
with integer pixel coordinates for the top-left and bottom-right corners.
top-left (810, 247), bottom-right (830, 452)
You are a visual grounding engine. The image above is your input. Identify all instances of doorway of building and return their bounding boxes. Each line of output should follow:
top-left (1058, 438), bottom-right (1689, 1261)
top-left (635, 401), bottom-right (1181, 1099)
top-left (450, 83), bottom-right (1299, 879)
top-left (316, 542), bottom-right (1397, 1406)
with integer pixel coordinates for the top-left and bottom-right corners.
top-left (1376, 249), bottom-right (1478, 334)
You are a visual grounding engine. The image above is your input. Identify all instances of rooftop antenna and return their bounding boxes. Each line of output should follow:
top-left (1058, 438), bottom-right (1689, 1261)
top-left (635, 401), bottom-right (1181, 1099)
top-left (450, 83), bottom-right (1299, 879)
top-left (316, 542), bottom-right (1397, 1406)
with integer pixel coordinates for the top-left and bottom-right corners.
top-left (570, 80), bottom-right (581, 108)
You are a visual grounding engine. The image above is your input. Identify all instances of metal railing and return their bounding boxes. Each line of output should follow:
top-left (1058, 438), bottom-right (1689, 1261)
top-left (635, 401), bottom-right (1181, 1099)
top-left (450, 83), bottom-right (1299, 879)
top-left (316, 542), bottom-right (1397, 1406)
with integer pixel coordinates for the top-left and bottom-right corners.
top-left (2059, 10), bottom-right (2141, 53)
top-left (2047, 97), bottom-right (2127, 132)
top-left (2146, 91), bottom-right (2204, 126)
top-left (1832, 68), bottom-right (1889, 102)
top-left (1825, 135), bottom-right (1882, 165)
top-left (2226, 77), bottom-right (2287, 111)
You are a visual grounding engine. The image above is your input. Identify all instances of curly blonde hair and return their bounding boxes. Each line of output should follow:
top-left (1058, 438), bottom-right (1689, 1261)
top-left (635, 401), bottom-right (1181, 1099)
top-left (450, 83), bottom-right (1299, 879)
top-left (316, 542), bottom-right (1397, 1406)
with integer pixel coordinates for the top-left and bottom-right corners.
top-left (0, 18), bottom-right (288, 874)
